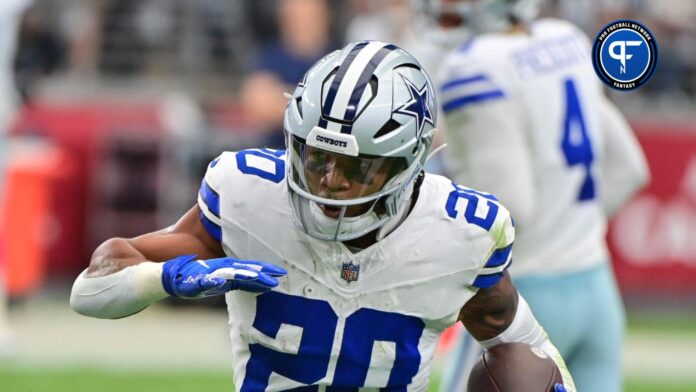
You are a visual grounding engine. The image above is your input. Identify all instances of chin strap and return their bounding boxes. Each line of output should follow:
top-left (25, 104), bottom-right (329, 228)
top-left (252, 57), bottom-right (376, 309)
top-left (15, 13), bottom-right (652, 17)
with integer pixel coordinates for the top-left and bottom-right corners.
top-left (375, 196), bottom-right (411, 241)
top-left (376, 170), bottom-right (426, 241)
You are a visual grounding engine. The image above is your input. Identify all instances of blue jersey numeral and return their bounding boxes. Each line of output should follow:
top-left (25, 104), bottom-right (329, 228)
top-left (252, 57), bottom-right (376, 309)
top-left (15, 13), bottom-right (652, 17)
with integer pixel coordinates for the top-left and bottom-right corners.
top-left (242, 292), bottom-right (424, 390)
top-left (446, 184), bottom-right (499, 231)
top-left (560, 78), bottom-right (595, 201)
top-left (236, 149), bottom-right (286, 183)
top-left (334, 308), bottom-right (423, 388)
top-left (242, 292), bottom-right (337, 391)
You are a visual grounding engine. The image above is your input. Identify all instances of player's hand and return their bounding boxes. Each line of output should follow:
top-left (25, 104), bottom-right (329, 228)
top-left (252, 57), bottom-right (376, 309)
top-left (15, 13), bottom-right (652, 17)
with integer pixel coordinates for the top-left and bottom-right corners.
top-left (554, 384), bottom-right (567, 392)
top-left (161, 255), bottom-right (287, 298)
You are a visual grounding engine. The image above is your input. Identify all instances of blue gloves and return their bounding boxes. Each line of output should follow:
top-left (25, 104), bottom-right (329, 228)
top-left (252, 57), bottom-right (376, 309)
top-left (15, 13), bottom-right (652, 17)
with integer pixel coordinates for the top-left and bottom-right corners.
top-left (161, 255), bottom-right (287, 299)
top-left (554, 384), bottom-right (567, 392)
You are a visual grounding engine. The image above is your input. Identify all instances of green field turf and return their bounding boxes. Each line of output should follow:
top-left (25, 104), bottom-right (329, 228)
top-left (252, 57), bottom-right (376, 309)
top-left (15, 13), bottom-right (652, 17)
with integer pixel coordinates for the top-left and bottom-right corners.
top-left (2, 309), bottom-right (694, 391)
top-left (627, 311), bottom-right (696, 336)
top-left (1, 366), bottom-right (696, 392)
top-left (0, 366), bottom-right (232, 392)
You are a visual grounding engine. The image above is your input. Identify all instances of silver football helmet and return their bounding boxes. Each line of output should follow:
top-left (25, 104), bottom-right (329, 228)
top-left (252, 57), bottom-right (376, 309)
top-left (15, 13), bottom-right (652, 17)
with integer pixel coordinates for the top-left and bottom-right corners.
top-left (284, 41), bottom-right (437, 241)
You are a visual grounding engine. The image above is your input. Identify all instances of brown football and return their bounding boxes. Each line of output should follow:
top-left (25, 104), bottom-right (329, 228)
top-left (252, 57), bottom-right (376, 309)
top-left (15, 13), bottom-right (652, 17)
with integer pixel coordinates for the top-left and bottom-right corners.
top-left (466, 342), bottom-right (563, 392)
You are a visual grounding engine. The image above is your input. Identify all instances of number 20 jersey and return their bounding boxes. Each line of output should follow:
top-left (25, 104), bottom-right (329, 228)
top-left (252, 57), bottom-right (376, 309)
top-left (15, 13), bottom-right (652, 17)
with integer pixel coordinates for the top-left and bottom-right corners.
top-left (197, 149), bottom-right (514, 392)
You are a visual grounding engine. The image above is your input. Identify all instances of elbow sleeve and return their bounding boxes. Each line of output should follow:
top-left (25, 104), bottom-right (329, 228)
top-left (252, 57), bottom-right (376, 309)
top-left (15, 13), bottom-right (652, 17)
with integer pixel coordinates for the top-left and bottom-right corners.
top-left (70, 262), bottom-right (168, 319)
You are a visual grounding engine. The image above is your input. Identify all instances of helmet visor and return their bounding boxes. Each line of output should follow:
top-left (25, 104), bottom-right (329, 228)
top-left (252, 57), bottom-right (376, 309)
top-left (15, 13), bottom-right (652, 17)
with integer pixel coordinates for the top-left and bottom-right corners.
top-left (289, 136), bottom-right (406, 205)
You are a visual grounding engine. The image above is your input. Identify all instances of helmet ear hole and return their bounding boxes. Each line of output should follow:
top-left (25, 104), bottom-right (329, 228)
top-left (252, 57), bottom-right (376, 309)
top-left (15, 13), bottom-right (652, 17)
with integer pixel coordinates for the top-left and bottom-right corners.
top-left (352, 76), bottom-right (380, 121)
top-left (368, 76), bottom-right (378, 95)
top-left (296, 97), bottom-right (303, 119)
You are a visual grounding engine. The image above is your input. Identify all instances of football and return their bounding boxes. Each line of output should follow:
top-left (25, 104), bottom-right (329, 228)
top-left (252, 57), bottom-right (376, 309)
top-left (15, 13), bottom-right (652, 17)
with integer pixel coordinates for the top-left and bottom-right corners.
top-left (467, 342), bottom-right (563, 392)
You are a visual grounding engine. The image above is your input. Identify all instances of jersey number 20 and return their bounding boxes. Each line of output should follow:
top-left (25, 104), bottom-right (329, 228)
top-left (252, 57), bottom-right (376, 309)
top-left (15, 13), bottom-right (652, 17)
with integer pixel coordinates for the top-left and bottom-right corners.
top-left (242, 292), bottom-right (424, 391)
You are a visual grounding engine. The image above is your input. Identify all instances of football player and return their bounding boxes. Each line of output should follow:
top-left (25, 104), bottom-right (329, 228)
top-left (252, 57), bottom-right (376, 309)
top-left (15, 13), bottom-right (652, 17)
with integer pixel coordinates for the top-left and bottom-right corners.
top-left (0, 0), bottom-right (35, 357)
top-left (70, 41), bottom-right (574, 391)
top-left (424, 1), bottom-right (650, 391)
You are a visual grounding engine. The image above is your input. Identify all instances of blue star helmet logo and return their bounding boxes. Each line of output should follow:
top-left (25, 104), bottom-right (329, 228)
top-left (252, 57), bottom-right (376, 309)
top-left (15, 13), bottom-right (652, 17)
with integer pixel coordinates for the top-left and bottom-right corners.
top-left (394, 74), bottom-right (435, 141)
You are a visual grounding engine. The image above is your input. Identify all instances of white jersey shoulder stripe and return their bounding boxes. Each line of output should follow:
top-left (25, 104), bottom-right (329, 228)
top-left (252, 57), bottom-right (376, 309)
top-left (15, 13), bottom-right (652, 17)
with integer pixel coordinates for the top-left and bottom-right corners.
top-left (440, 78), bottom-right (506, 113)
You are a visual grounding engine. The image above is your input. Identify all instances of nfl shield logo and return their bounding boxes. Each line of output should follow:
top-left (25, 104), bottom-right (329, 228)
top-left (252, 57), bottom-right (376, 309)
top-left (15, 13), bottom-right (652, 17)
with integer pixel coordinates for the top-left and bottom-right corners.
top-left (341, 262), bottom-right (360, 283)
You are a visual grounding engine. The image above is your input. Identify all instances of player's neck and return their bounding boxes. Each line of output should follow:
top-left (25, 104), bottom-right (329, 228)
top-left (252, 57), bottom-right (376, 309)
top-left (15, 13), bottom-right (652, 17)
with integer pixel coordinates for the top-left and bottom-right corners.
top-left (342, 231), bottom-right (378, 251)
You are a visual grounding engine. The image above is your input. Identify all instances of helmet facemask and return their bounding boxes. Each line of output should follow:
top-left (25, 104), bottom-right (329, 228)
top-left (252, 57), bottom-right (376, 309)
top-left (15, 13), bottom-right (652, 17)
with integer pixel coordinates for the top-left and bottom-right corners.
top-left (287, 133), bottom-right (426, 241)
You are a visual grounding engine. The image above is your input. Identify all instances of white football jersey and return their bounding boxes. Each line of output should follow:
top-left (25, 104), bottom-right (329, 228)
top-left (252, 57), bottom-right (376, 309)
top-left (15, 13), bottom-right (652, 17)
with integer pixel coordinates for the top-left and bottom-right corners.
top-left (438, 18), bottom-right (612, 276)
top-left (197, 149), bottom-right (514, 391)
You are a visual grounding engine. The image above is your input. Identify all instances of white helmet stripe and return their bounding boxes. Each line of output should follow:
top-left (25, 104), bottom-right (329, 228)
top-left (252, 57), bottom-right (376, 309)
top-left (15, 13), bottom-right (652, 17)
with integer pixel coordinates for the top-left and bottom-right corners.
top-left (321, 41), bottom-right (397, 134)
top-left (328, 42), bottom-right (385, 122)
top-left (319, 41), bottom-right (370, 129)
top-left (340, 43), bottom-right (399, 134)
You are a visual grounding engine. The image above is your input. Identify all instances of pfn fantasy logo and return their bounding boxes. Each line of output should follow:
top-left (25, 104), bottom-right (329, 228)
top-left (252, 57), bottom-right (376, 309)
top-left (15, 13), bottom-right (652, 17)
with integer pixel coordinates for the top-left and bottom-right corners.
top-left (592, 20), bottom-right (658, 91)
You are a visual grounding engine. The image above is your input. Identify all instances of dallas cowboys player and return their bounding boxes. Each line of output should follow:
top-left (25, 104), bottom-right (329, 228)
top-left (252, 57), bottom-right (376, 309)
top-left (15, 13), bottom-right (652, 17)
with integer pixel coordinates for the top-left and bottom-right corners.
top-left (425, 1), bottom-right (650, 391)
top-left (70, 41), bottom-right (574, 391)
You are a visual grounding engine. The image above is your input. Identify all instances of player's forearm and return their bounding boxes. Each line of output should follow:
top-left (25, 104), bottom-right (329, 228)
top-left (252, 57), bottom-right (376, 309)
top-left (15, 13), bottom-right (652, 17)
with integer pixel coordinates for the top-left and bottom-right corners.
top-left (70, 261), bottom-right (167, 319)
top-left (71, 237), bottom-right (167, 319)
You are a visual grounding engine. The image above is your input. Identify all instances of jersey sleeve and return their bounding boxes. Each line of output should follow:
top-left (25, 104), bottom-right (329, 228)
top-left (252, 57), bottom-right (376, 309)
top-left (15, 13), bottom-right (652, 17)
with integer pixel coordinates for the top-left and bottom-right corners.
top-left (598, 96), bottom-right (650, 216)
top-left (197, 152), bottom-right (235, 243)
top-left (438, 48), bottom-right (508, 115)
top-left (470, 203), bottom-right (516, 289)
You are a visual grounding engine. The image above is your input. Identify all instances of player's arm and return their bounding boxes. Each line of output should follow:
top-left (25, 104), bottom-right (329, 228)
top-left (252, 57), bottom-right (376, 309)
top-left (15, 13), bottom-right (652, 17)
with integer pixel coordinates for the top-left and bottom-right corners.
top-left (458, 202), bottom-right (574, 390)
top-left (70, 206), bottom-right (287, 319)
top-left (598, 97), bottom-right (650, 216)
top-left (458, 270), bottom-right (517, 340)
top-left (458, 273), bottom-right (576, 391)
top-left (86, 205), bottom-right (224, 278)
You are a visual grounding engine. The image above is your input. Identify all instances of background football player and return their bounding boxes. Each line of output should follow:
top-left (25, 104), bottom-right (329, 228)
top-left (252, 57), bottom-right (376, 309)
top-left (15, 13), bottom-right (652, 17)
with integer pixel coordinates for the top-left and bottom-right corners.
top-left (420, 1), bottom-right (650, 391)
top-left (70, 40), bottom-right (574, 391)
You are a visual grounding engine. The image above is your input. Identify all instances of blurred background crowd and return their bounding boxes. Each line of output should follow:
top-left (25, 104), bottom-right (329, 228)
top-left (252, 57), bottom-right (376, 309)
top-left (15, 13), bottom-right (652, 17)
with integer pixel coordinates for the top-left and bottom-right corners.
top-left (0, 0), bottom-right (695, 363)
top-left (12, 0), bottom-right (696, 111)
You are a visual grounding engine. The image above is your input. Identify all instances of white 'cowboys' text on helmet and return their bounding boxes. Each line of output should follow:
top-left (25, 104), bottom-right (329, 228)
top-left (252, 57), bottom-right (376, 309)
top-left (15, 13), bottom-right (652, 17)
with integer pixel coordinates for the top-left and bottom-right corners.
top-left (284, 40), bottom-right (437, 242)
